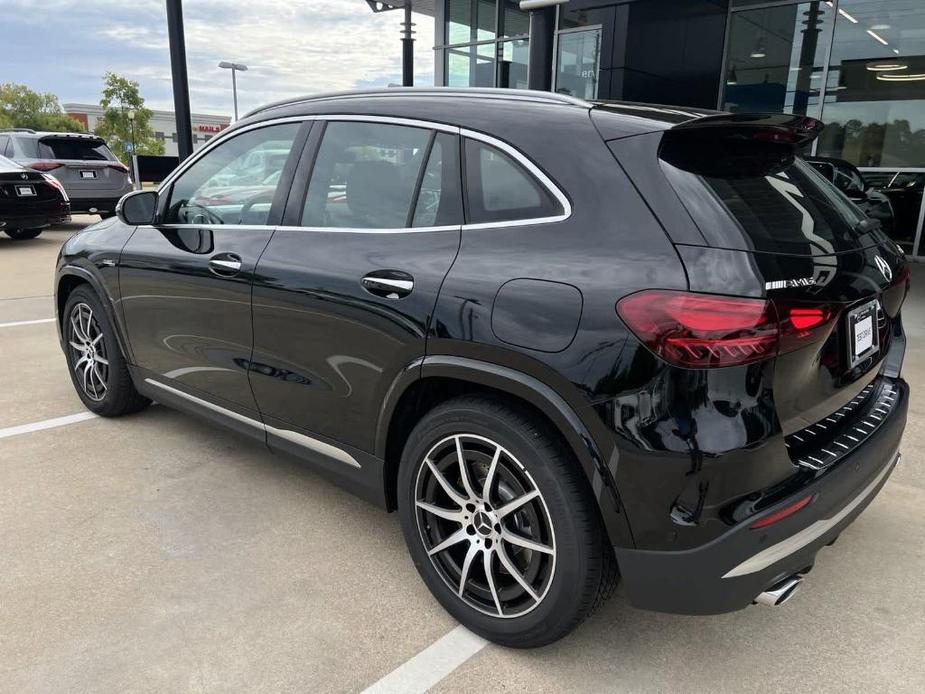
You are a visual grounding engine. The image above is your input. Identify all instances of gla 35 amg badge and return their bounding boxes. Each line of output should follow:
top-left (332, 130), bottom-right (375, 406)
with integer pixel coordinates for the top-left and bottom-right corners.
top-left (54, 89), bottom-right (910, 648)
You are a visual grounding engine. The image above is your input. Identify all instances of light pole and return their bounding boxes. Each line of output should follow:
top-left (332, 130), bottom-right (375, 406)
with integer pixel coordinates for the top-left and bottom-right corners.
top-left (127, 108), bottom-right (136, 155)
top-left (218, 61), bottom-right (248, 120)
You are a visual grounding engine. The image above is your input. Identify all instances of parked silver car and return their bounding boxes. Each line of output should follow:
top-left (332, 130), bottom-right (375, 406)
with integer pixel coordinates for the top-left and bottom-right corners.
top-left (0, 129), bottom-right (132, 217)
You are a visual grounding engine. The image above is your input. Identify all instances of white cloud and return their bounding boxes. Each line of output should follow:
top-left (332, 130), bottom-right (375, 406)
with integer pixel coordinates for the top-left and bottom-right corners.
top-left (0, 0), bottom-right (435, 116)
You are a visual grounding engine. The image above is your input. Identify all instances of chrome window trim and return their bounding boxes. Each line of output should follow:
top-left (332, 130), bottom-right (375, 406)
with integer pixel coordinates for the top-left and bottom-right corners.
top-left (275, 225), bottom-right (461, 234)
top-left (156, 113), bottom-right (572, 235)
top-left (157, 116), bottom-right (308, 195)
top-left (154, 223), bottom-right (277, 231)
top-left (144, 377), bottom-right (361, 469)
top-left (459, 126), bottom-right (572, 228)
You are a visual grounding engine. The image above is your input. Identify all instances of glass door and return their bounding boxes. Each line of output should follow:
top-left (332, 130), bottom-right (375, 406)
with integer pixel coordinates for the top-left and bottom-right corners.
top-left (554, 27), bottom-right (602, 99)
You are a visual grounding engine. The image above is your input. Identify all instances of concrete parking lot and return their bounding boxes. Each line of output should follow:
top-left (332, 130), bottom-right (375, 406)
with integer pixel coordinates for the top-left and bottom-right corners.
top-left (2, 218), bottom-right (924, 693)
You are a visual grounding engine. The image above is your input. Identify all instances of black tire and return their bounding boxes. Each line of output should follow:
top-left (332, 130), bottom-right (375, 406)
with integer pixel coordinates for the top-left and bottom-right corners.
top-left (4, 228), bottom-right (42, 240)
top-left (398, 395), bottom-right (618, 648)
top-left (62, 285), bottom-right (150, 417)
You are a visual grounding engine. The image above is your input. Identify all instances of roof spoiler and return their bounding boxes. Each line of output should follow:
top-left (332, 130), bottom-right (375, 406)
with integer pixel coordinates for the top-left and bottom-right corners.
top-left (670, 112), bottom-right (824, 147)
top-left (38, 133), bottom-right (105, 142)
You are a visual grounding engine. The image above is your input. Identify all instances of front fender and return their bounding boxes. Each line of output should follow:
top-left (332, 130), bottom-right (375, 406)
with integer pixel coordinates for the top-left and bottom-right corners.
top-left (55, 262), bottom-right (133, 363)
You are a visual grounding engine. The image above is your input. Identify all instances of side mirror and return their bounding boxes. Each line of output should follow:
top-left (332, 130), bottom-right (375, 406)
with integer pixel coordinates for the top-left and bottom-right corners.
top-left (117, 190), bottom-right (158, 225)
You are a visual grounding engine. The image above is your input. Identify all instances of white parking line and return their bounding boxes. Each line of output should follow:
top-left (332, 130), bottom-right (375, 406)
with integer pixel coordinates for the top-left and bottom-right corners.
top-left (0, 318), bottom-right (55, 329)
top-left (0, 412), bottom-right (97, 440)
top-left (361, 625), bottom-right (487, 694)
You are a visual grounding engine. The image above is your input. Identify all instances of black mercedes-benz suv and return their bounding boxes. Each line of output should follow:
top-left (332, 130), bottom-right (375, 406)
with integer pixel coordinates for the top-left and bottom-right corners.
top-left (54, 89), bottom-right (910, 648)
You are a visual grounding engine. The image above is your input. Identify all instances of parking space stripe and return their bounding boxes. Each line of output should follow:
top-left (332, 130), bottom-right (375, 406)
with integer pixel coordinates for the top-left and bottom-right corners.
top-left (0, 412), bottom-right (97, 440)
top-left (0, 318), bottom-right (55, 329)
top-left (361, 625), bottom-right (487, 694)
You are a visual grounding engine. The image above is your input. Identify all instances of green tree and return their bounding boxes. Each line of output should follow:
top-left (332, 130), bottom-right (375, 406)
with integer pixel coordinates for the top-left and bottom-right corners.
top-left (93, 72), bottom-right (164, 164)
top-left (0, 83), bottom-right (83, 132)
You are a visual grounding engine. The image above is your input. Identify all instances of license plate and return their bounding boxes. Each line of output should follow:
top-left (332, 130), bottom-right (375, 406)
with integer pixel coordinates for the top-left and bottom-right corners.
top-left (847, 299), bottom-right (879, 368)
top-left (15, 185), bottom-right (36, 197)
top-left (80, 170), bottom-right (97, 179)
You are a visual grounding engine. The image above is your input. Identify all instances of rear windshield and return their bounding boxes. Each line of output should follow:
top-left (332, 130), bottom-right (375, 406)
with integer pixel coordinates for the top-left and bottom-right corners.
top-left (39, 138), bottom-right (114, 161)
top-left (659, 133), bottom-right (870, 256)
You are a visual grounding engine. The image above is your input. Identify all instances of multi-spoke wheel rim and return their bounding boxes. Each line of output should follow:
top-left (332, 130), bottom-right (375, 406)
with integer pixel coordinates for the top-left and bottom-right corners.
top-left (414, 434), bottom-right (556, 619)
top-left (67, 302), bottom-right (109, 402)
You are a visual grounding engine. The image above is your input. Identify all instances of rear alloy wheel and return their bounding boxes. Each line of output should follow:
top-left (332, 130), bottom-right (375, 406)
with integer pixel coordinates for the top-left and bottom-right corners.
top-left (398, 396), bottom-right (617, 648)
top-left (415, 433), bottom-right (557, 618)
top-left (4, 228), bottom-right (42, 240)
top-left (63, 286), bottom-right (150, 417)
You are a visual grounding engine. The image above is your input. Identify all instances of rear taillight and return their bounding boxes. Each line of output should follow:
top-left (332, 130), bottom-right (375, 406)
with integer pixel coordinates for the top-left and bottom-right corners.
top-left (42, 174), bottom-right (69, 201)
top-left (29, 161), bottom-right (62, 172)
top-left (108, 162), bottom-right (129, 173)
top-left (616, 290), bottom-right (837, 369)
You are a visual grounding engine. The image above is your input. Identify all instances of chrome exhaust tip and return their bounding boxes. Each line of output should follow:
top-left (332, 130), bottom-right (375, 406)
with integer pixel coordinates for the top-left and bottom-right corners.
top-left (754, 575), bottom-right (802, 607)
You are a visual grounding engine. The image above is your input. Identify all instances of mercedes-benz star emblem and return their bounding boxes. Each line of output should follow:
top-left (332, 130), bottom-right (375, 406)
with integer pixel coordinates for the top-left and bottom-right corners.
top-left (874, 255), bottom-right (892, 282)
top-left (473, 511), bottom-right (493, 536)
top-left (20, 173), bottom-right (28, 180)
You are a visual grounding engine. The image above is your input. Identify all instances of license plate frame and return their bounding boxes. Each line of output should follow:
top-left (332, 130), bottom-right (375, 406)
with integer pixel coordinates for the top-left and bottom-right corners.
top-left (15, 185), bottom-right (36, 197)
top-left (847, 299), bottom-right (880, 368)
top-left (79, 170), bottom-right (97, 179)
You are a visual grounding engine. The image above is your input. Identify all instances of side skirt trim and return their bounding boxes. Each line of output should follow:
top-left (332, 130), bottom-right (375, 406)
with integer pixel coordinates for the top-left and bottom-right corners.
top-left (143, 378), bottom-right (361, 469)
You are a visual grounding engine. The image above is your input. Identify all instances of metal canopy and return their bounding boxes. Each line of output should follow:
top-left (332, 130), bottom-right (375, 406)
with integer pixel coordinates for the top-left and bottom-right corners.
top-left (363, 0), bottom-right (436, 16)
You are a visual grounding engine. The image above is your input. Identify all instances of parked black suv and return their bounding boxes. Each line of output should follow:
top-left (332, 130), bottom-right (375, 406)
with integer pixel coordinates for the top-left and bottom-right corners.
top-left (55, 89), bottom-right (910, 647)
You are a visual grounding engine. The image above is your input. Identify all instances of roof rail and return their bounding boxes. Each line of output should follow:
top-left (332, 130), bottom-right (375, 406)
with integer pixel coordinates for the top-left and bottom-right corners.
top-left (243, 87), bottom-right (592, 119)
top-left (0, 127), bottom-right (37, 133)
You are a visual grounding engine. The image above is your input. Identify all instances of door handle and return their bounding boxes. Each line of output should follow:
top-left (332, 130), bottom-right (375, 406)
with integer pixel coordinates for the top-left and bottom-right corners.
top-left (209, 253), bottom-right (242, 276)
top-left (362, 271), bottom-right (414, 299)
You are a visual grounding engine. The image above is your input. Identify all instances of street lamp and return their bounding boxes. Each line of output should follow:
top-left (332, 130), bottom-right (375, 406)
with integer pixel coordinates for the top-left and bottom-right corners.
top-left (218, 61), bottom-right (248, 120)
top-left (127, 108), bottom-right (137, 155)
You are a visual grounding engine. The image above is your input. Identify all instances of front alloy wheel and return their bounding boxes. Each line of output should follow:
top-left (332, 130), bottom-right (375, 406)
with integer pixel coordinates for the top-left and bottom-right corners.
top-left (67, 302), bottom-right (109, 401)
top-left (415, 434), bottom-right (556, 618)
top-left (62, 285), bottom-right (150, 417)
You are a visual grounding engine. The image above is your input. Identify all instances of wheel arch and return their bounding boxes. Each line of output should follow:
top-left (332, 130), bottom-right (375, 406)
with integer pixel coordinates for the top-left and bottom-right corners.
top-left (377, 355), bottom-right (634, 548)
top-left (56, 265), bottom-right (132, 361)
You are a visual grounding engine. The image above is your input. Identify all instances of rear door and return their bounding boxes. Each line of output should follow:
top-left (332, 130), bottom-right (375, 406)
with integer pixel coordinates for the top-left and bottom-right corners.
top-left (249, 118), bottom-right (463, 475)
top-left (120, 121), bottom-right (307, 427)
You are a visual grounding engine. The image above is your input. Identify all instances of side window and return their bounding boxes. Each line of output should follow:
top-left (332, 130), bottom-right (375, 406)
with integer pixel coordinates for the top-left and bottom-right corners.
top-left (464, 139), bottom-right (562, 224)
top-left (164, 123), bottom-right (299, 226)
top-left (302, 121), bottom-right (433, 229)
top-left (0, 136), bottom-right (12, 157)
top-left (412, 132), bottom-right (463, 227)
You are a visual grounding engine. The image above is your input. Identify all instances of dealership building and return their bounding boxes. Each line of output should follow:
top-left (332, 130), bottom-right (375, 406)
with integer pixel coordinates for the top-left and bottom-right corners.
top-left (375, 0), bottom-right (924, 257)
top-left (63, 103), bottom-right (230, 157)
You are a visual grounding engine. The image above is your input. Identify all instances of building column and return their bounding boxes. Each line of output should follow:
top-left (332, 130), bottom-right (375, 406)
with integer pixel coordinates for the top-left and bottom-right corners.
top-left (522, 0), bottom-right (565, 91)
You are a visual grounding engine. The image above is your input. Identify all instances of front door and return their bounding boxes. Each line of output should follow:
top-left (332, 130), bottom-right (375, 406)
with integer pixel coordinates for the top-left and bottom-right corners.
top-left (120, 121), bottom-right (306, 422)
top-left (249, 119), bottom-right (463, 476)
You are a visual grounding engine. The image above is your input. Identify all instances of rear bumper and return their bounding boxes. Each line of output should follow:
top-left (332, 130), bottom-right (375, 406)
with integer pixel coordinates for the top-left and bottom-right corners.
top-left (66, 196), bottom-right (123, 214)
top-left (0, 204), bottom-right (70, 229)
top-left (615, 377), bottom-right (908, 615)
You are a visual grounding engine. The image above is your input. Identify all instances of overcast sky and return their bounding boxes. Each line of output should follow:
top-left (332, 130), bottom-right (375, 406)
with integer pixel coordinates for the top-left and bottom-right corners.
top-left (1, 0), bottom-right (435, 117)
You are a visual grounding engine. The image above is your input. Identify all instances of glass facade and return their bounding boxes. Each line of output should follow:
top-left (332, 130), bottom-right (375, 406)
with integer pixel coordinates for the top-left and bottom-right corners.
top-left (442, 0), bottom-right (530, 88)
top-left (433, 0), bottom-right (924, 255)
top-left (723, 0), bottom-right (925, 255)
